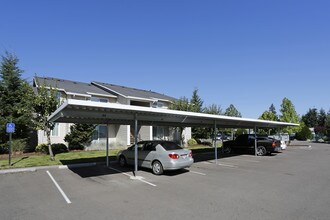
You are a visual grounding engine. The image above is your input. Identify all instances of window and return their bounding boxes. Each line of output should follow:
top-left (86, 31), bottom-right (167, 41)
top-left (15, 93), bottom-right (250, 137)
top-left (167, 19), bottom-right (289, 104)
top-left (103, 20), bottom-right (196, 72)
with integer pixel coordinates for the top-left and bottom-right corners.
top-left (92, 125), bottom-right (108, 140)
top-left (161, 142), bottom-right (182, 150)
top-left (153, 126), bottom-right (170, 140)
top-left (51, 123), bottom-right (59, 136)
top-left (143, 143), bottom-right (156, 151)
top-left (91, 97), bottom-right (108, 103)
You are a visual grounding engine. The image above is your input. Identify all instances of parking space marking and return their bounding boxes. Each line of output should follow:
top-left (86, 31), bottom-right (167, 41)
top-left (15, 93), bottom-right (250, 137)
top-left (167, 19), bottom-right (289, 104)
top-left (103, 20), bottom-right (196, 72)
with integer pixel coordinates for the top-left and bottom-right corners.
top-left (46, 170), bottom-right (72, 204)
top-left (217, 163), bottom-right (238, 168)
top-left (222, 157), bottom-right (260, 163)
top-left (108, 167), bottom-right (156, 187)
top-left (299, 146), bottom-right (312, 150)
top-left (201, 161), bottom-right (238, 168)
top-left (239, 155), bottom-right (275, 159)
top-left (189, 170), bottom-right (206, 176)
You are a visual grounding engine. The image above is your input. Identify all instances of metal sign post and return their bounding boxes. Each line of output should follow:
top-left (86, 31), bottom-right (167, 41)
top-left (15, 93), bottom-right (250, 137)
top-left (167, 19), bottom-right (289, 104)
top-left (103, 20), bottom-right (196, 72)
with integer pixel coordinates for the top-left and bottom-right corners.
top-left (6, 118), bottom-right (15, 166)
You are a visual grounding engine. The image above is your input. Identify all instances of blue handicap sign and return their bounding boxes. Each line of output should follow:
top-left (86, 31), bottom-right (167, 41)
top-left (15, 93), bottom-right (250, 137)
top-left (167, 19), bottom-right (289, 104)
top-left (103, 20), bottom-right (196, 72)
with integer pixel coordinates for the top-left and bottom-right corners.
top-left (6, 123), bottom-right (15, 133)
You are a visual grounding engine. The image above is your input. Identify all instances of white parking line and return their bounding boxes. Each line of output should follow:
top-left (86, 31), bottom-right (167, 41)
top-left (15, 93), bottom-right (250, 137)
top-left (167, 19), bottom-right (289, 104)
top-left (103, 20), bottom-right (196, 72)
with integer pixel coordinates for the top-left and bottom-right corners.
top-left (201, 161), bottom-right (238, 168)
top-left (299, 145), bottom-right (312, 150)
top-left (108, 167), bottom-right (156, 187)
top-left (46, 170), bottom-right (72, 204)
top-left (222, 158), bottom-right (260, 163)
top-left (201, 161), bottom-right (213, 165)
top-left (217, 163), bottom-right (238, 168)
top-left (189, 170), bottom-right (206, 176)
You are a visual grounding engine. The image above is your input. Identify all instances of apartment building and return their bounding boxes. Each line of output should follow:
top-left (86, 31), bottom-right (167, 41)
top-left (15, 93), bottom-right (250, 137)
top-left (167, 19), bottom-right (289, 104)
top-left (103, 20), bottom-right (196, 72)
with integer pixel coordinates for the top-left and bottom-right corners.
top-left (33, 77), bottom-right (191, 150)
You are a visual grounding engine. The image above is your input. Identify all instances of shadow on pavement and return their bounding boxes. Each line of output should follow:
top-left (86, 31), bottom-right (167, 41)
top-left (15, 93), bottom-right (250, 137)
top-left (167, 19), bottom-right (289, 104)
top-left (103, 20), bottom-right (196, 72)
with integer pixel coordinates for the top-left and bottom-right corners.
top-left (61, 149), bottom-right (279, 178)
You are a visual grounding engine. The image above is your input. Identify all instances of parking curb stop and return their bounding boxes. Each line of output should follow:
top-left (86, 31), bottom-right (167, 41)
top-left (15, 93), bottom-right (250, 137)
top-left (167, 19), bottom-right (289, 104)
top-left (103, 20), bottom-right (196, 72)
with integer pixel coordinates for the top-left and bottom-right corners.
top-left (0, 167), bottom-right (37, 175)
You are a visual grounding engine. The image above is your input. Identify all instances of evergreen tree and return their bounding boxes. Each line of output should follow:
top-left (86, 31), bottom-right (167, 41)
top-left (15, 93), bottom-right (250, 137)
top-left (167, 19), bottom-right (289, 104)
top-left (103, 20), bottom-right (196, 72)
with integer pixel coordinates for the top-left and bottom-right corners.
top-left (64, 124), bottom-right (96, 150)
top-left (279, 97), bottom-right (300, 134)
top-left (190, 88), bottom-right (203, 113)
top-left (189, 88), bottom-right (205, 138)
top-left (224, 104), bottom-right (242, 117)
top-left (0, 52), bottom-right (34, 147)
top-left (301, 108), bottom-right (318, 128)
top-left (269, 103), bottom-right (277, 115)
top-left (318, 108), bottom-right (327, 127)
top-left (325, 112), bottom-right (330, 138)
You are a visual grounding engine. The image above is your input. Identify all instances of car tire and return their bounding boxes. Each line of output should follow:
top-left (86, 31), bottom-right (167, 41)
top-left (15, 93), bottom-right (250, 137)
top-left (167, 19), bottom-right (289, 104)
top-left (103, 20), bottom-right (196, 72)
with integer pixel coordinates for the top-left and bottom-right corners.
top-left (152, 160), bottom-right (163, 175)
top-left (256, 146), bottom-right (267, 156)
top-left (223, 146), bottom-right (231, 154)
top-left (119, 156), bottom-right (127, 167)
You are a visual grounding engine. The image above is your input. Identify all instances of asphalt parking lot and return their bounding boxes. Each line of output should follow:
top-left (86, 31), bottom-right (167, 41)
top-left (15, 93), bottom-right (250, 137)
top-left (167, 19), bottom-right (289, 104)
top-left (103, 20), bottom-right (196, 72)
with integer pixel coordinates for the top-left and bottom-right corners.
top-left (1, 141), bottom-right (330, 220)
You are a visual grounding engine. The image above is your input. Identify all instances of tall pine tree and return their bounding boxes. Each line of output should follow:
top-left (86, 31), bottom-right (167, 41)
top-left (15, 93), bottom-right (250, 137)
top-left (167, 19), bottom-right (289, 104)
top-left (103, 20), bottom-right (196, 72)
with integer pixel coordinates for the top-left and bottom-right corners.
top-left (0, 52), bottom-right (34, 147)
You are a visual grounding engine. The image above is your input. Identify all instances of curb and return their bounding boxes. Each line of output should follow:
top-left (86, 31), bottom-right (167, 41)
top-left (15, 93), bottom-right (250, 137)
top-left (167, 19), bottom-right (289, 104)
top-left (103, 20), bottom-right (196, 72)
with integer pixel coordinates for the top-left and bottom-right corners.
top-left (0, 162), bottom-right (103, 175)
top-left (0, 167), bottom-right (37, 174)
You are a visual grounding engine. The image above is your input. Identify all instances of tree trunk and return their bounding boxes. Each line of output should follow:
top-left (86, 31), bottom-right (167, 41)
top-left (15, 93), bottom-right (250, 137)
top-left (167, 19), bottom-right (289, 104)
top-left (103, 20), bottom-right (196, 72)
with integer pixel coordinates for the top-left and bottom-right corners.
top-left (45, 127), bottom-right (54, 161)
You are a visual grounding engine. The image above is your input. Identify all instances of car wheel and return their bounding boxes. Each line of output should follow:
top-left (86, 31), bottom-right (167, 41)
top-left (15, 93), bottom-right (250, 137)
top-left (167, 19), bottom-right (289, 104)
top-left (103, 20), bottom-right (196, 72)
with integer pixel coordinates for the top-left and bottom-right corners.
top-left (119, 156), bottom-right (127, 167)
top-left (256, 146), bottom-right (267, 156)
top-left (223, 146), bottom-right (231, 154)
top-left (152, 161), bottom-right (163, 175)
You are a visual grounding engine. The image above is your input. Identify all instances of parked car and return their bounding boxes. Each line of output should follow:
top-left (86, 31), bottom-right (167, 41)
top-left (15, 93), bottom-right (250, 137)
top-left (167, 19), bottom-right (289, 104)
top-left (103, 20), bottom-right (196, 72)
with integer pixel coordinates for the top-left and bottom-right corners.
top-left (117, 141), bottom-right (194, 175)
top-left (211, 133), bottom-right (229, 140)
top-left (223, 134), bottom-right (281, 156)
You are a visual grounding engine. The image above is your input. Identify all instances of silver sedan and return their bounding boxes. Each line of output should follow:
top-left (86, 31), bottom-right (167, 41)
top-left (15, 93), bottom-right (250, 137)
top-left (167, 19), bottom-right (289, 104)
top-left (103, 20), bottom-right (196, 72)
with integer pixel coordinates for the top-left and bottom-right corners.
top-left (117, 141), bottom-right (194, 175)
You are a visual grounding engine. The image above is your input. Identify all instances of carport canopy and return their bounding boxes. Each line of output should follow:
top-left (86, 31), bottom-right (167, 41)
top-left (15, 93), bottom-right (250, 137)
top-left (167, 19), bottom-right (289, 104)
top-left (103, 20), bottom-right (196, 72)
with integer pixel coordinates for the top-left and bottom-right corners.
top-left (49, 99), bottom-right (298, 128)
top-left (48, 99), bottom-right (299, 175)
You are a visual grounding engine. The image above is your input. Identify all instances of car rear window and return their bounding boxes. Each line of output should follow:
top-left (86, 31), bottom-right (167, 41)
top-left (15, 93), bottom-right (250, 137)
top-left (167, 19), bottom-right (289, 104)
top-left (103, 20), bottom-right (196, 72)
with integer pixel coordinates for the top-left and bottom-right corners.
top-left (161, 142), bottom-right (182, 151)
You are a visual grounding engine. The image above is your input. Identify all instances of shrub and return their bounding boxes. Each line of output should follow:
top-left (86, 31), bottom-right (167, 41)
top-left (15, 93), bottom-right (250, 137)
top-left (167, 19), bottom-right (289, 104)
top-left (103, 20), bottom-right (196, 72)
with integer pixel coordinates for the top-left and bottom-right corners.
top-left (51, 143), bottom-right (68, 154)
top-left (35, 143), bottom-right (68, 155)
top-left (0, 139), bottom-right (28, 153)
top-left (296, 126), bottom-right (312, 141)
top-left (187, 138), bottom-right (198, 146)
top-left (11, 139), bottom-right (27, 152)
top-left (68, 143), bottom-right (85, 151)
top-left (0, 144), bottom-right (9, 154)
top-left (35, 143), bottom-right (48, 154)
top-left (64, 123), bottom-right (95, 151)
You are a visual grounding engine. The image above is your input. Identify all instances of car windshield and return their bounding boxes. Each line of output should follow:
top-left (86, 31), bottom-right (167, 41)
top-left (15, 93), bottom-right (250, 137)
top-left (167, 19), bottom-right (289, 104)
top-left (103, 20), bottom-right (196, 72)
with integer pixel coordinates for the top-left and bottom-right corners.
top-left (161, 142), bottom-right (182, 151)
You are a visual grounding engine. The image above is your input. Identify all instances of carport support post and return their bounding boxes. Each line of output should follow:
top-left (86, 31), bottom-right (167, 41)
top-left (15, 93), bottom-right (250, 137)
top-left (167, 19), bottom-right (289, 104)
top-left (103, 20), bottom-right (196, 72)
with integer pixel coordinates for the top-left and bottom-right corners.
top-left (221, 130), bottom-right (224, 154)
top-left (134, 114), bottom-right (138, 176)
top-left (214, 121), bottom-right (218, 164)
top-left (254, 125), bottom-right (257, 156)
top-left (106, 124), bottom-right (109, 167)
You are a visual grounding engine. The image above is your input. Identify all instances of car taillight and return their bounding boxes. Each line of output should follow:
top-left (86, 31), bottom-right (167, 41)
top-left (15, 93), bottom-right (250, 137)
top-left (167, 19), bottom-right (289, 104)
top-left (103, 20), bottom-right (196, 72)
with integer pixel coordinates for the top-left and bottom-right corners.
top-left (272, 142), bottom-right (276, 147)
top-left (168, 153), bottom-right (179, 159)
top-left (189, 152), bottom-right (192, 157)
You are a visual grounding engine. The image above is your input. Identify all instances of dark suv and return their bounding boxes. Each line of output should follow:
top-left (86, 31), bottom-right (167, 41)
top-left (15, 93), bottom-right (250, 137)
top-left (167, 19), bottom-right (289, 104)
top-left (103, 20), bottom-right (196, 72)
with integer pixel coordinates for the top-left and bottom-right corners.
top-left (223, 134), bottom-right (281, 156)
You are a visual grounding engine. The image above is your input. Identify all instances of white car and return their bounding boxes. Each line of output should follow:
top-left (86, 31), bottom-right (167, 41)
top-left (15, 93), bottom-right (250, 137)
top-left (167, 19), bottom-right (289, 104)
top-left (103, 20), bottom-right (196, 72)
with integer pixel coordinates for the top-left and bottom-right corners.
top-left (117, 141), bottom-right (194, 175)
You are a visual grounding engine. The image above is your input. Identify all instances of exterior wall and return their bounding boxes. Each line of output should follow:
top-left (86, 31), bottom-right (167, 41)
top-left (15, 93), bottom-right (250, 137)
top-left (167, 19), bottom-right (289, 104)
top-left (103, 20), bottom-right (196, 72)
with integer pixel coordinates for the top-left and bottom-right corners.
top-left (116, 124), bottom-right (129, 147)
top-left (37, 123), bottom-right (71, 146)
top-left (87, 124), bottom-right (123, 150)
top-left (139, 126), bottom-right (152, 141)
top-left (36, 85), bottom-right (192, 150)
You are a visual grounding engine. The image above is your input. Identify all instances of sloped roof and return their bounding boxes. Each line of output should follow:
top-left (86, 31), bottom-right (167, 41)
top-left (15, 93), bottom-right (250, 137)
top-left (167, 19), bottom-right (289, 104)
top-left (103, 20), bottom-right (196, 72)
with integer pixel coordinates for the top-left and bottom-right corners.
top-left (34, 77), bottom-right (116, 98)
top-left (49, 99), bottom-right (299, 129)
top-left (92, 81), bottom-right (176, 102)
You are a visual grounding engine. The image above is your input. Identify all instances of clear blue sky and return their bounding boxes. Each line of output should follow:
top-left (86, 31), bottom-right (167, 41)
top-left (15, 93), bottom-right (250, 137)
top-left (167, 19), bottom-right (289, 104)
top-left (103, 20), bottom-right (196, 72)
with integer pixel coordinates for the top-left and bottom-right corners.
top-left (1, 0), bottom-right (329, 118)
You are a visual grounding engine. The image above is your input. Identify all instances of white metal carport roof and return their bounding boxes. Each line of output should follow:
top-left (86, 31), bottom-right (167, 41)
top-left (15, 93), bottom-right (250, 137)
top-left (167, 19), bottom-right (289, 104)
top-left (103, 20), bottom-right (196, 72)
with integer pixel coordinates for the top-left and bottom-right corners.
top-left (49, 99), bottom-right (298, 128)
top-left (48, 99), bottom-right (299, 176)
